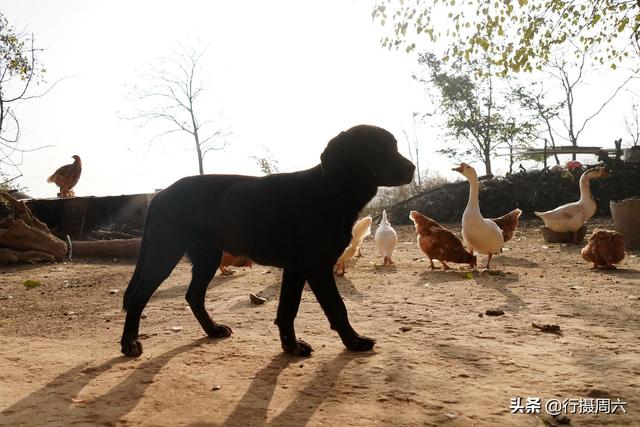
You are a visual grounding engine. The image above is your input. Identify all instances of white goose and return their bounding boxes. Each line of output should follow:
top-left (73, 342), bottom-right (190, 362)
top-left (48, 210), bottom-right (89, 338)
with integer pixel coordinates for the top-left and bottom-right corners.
top-left (535, 167), bottom-right (609, 240)
top-left (453, 163), bottom-right (503, 268)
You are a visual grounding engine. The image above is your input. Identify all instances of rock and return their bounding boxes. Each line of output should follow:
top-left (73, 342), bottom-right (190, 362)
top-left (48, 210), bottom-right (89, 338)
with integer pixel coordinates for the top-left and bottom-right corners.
top-left (532, 323), bottom-right (562, 334)
top-left (541, 225), bottom-right (587, 244)
top-left (249, 293), bottom-right (267, 305)
top-left (109, 289), bottom-right (119, 294)
top-left (399, 326), bottom-right (412, 332)
top-left (171, 326), bottom-right (182, 332)
top-left (485, 309), bottom-right (505, 316)
top-left (211, 385), bottom-right (222, 391)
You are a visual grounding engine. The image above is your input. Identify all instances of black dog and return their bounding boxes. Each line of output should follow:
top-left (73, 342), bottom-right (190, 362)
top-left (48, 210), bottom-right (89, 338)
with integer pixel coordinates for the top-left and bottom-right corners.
top-left (121, 125), bottom-right (415, 357)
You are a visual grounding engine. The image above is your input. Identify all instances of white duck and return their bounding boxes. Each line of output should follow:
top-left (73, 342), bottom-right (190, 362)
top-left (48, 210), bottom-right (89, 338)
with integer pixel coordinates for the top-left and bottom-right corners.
top-left (335, 216), bottom-right (373, 276)
top-left (535, 167), bottom-right (609, 240)
top-left (375, 210), bottom-right (398, 266)
top-left (453, 163), bottom-right (504, 268)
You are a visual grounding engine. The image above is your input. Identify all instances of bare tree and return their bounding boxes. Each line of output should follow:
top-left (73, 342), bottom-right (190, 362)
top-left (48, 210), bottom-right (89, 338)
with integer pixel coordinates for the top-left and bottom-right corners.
top-left (546, 48), bottom-right (638, 159)
top-left (402, 113), bottom-right (422, 190)
top-left (0, 13), bottom-right (54, 177)
top-left (624, 100), bottom-right (640, 147)
top-left (124, 43), bottom-right (230, 175)
top-left (511, 83), bottom-right (564, 165)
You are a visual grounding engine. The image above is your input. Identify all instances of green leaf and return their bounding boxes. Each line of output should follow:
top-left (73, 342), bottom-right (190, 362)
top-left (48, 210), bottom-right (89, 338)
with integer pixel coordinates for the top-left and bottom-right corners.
top-left (23, 280), bottom-right (42, 289)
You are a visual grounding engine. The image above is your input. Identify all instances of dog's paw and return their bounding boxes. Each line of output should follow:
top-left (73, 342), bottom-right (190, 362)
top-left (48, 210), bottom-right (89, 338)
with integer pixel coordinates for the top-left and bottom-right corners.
top-left (121, 339), bottom-right (143, 357)
top-left (282, 339), bottom-right (314, 357)
top-left (344, 335), bottom-right (376, 352)
top-left (206, 324), bottom-right (233, 338)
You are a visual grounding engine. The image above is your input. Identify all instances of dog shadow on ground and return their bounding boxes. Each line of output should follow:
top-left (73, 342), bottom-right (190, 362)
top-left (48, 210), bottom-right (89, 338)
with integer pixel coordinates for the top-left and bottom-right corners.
top-left (0, 338), bottom-right (212, 425)
top-left (188, 351), bottom-right (373, 427)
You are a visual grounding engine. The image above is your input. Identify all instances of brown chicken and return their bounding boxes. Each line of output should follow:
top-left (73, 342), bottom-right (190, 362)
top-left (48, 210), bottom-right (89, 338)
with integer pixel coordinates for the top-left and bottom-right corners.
top-left (581, 229), bottom-right (625, 269)
top-left (489, 208), bottom-right (522, 243)
top-left (47, 155), bottom-right (82, 198)
top-left (409, 210), bottom-right (476, 269)
top-left (219, 251), bottom-right (253, 275)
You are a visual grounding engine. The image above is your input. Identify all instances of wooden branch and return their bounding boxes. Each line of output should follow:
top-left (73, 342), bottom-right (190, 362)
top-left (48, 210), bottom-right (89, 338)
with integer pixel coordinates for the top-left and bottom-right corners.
top-left (71, 238), bottom-right (141, 258)
top-left (0, 248), bottom-right (55, 264)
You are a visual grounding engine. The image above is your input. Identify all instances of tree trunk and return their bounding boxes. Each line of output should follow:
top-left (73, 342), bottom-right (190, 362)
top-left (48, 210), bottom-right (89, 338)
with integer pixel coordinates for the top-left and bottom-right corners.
top-left (484, 149), bottom-right (492, 176)
top-left (71, 238), bottom-right (141, 258)
top-left (71, 238), bottom-right (142, 258)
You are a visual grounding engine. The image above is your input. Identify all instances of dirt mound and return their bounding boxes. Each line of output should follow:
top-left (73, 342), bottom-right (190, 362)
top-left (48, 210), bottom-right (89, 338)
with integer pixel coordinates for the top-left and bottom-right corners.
top-left (388, 163), bottom-right (640, 225)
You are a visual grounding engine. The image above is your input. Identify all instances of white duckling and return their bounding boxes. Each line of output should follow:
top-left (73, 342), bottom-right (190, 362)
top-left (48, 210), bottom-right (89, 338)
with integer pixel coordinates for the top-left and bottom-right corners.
top-left (535, 167), bottom-right (609, 241)
top-left (335, 216), bottom-right (373, 276)
top-left (375, 210), bottom-right (397, 266)
top-left (453, 163), bottom-right (504, 269)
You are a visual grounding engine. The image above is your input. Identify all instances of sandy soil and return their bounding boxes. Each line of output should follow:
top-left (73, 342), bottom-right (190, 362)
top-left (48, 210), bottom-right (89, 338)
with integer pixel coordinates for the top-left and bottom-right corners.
top-left (1, 219), bottom-right (639, 427)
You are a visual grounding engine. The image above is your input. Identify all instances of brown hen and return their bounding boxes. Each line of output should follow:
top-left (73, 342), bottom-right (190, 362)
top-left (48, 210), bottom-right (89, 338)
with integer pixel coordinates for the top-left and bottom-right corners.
top-left (409, 210), bottom-right (476, 269)
top-left (219, 251), bottom-right (253, 275)
top-left (489, 208), bottom-right (522, 243)
top-left (47, 155), bottom-right (82, 198)
top-left (581, 229), bottom-right (625, 269)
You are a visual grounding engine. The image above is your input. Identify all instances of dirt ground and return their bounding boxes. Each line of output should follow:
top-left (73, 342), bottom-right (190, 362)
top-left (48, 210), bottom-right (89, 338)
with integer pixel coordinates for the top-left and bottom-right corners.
top-left (1, 219), bottom-right (639, 427)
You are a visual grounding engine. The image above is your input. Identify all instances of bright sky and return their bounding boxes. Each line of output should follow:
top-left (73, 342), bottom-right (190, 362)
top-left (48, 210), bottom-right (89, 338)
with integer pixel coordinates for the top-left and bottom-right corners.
top-left (3, 1), bottom-right (639, 198)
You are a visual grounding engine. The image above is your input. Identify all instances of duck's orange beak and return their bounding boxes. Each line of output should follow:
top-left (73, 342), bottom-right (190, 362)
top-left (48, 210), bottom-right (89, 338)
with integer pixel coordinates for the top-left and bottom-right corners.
top-left (452, 165), bottom-right (464, 173)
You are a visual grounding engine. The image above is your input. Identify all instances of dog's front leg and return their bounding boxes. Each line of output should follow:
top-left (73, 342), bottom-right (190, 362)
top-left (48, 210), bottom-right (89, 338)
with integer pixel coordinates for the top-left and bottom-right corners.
top-left (306, 267), bottom-right (375, 352)
top-left (275, 269), bottom-right (313, 357)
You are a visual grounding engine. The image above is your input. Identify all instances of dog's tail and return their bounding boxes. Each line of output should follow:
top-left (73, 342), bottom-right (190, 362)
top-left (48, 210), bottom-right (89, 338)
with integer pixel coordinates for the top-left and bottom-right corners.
top-left (122, 209), bottom-right (152, 312)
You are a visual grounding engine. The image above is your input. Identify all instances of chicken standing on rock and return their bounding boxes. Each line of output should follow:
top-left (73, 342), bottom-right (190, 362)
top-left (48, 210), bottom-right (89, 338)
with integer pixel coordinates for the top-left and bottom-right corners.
top-left (490, 208), bottom-right (522, 244)
top-left (375, 209), bottom-right (397, 266)
top-left (410, 211), bottom-right (476, 269)
top-left (335, 216), bottom-right (372, 276)
top-left (47, 155), bottom-right (82, 198)
top-left (581, 229), bottom-right (625, 269)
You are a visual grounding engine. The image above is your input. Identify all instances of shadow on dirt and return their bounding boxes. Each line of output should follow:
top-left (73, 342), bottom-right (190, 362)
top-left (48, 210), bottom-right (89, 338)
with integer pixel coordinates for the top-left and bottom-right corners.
top-left (0, 338), bottom-right (214, 425)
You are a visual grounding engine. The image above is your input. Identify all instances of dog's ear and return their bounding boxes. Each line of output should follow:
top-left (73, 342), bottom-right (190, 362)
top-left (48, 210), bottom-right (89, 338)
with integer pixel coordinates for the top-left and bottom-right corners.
top-left (320, 131), bottom-right (351, 183)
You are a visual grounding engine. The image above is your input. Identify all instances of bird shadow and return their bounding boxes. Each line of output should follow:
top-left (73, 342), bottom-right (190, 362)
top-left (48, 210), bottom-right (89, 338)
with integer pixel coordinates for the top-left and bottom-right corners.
top-left (151, 274), bottom-right (239, 301)
top-left (497, 255), bottom-right (540, 268)
top-left (335, 275), bottom-right (364, 301)
top-left (371, 264), bottom-right (398, 274)
top-left (415, 268), bottom-right (474, 285)
top-left (587, 267), bottom-right (640, 279)
top-left (0, 338), bottom-right (212, 425)
top-left (472, 272), bottom-right (526, 312)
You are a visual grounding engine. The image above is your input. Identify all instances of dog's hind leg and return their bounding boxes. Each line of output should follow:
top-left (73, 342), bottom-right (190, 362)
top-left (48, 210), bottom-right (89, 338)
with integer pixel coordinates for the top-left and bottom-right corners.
top-left (306, 267), bottom-right (375, 352)
top-left (275, 269), bottom-right (313, 357)
top-left (121, 238), bottom-right (184, 357)
top-left (185, 244), bottom-right (232, 338)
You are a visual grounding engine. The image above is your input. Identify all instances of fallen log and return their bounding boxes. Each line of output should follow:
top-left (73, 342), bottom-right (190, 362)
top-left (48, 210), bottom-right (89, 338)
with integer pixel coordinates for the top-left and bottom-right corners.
top-left (0, 192), bottom-right (67, 262)
top-left (0, 248), bottom-right (55, 264)
top-left (0, 219), bottom-right (67, 260)
top-left (71, 238), bottom-right (141, 258)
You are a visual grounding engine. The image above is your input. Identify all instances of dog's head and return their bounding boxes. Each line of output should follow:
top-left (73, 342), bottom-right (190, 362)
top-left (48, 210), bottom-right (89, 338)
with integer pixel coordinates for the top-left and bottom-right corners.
top-left (320, 125), bottom-right (415, 187)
